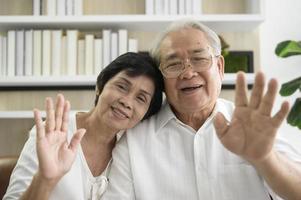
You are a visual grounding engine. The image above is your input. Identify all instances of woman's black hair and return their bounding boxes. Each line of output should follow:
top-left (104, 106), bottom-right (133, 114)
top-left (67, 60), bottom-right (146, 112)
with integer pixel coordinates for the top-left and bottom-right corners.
top-left (95, 52), bottom-right (164, 120)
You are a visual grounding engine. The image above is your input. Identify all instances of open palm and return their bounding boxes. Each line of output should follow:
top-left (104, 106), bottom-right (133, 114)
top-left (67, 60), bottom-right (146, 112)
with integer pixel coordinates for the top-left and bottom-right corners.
top-left (214, 72), bottom-right (289, 163)
top-left (34, 94), bottom-right (85, 182)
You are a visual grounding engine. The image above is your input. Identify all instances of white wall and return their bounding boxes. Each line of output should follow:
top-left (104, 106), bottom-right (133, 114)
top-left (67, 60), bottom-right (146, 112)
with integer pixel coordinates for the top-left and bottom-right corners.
top-left (260, 0), bottom-right (301, 151)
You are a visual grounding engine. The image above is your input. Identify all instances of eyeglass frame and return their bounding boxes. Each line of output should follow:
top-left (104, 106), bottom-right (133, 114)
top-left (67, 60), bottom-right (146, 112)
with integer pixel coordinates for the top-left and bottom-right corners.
top-left (159, 46), bottom-right (221, 79)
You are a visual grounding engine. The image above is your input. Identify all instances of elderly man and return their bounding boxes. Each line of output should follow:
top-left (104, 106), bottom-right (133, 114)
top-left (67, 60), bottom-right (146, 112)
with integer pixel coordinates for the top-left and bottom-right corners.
top-left (101, 20), bottom-right (301, 200)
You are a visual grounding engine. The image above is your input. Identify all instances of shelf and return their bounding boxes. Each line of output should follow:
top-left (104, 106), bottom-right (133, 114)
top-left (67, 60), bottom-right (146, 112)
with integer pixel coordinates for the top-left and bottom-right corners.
top-left (0, 73), bottom-right (255, 89)
top-left (0, 110), bottom-right (85, 119)
top-left (0, 14), bottom-right (264, 32)
top-left (0, 111), bottom-right (44, 119)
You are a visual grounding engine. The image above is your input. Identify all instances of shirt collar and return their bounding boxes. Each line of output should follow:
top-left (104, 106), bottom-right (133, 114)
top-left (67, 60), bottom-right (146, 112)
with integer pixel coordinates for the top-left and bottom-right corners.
top-left (155, 98), bottom-right (233, 132)
top-left (155, 100), bottom-right (177, 131)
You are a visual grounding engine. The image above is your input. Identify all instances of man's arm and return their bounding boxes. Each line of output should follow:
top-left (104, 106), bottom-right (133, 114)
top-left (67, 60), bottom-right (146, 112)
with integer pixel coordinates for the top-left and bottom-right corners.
top-left (101, 134), bottom-right (135, 200)
top-left (214, 72), bottom-right (301, 199)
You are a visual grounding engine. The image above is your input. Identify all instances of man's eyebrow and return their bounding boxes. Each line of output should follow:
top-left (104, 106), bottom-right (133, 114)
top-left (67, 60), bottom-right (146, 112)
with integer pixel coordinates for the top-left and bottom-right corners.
top-left (164, 48), bottom-right (207, 61)
top-left (189, 48), bottom-right (206, 54)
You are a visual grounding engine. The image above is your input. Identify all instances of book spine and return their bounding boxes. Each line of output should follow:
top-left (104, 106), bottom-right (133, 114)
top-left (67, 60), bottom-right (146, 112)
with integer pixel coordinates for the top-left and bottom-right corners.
top-left (33, 0), bottom-right (41, 15)
top-left (102, 29), bottom-right (111, 68)
top-left (2, 37), bottom-right (7, 76)
top-left (57, 0), bottom-right (66, 16)
top-left (66, 30), bottom-right (78, 75)
top-left (110, 32), bottom-right (118, 62)
top-left (7, 30), bottom-right (16, 77)
top-left (51, 30), bottom-right (62, 76)
top-left (33, 30), bottom-right (42, 76)
top-left (42, 30), bottom-right (51, 76)
top-left (128, 39), bottom-right (138, 53)
top-left (94, 39), bottom-right (103, 73)
top-left (145, 0), bottom-right (154, 15)
top-left (25, 30), bottom-right (33, 76)
top-left (85, 34), bottom-right (94, 75)
top-left (118, 29), bottom-right (128, 56)
top-left (77, 39), bottom-right (85, 75)
top-left (74, 0), bottom-right (83, 15)
top-left (16, 30), bottom-right (25, 76)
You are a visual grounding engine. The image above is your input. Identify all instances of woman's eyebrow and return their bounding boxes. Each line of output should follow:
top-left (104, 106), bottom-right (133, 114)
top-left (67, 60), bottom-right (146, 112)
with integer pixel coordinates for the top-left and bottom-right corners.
top-left (118, 77), bottom-right (152, 97)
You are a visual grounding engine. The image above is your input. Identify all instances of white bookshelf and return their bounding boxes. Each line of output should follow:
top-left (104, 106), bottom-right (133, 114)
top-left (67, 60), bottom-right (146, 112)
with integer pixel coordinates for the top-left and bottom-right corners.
top-left (0, 14), bottom-right (263, 32)
top-left (0, 73), bottom-right (255, 87)
top-left (0, 110), bottom-right (87, 119)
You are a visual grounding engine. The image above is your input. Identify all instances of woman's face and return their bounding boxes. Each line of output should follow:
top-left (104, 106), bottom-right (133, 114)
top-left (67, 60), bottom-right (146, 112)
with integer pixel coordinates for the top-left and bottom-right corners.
top-left (96, 71), bottom-right (155, 131)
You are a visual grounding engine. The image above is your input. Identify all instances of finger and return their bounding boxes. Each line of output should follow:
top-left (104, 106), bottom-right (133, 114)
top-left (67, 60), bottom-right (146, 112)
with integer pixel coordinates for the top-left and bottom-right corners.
top-left (249, 72), bottom-right (265, 109)
top-left (272, 101), bottom-right (290, 128)
top-left (213, 112), bottom-right (229, 139)
top-left (45, 97), bottom-right (55, 133)
top-left (235, 72), bottom-right (248, 107)
top-left (258, 78), bottom-right (278, 116)
top-left (61, 100), bottom-right (71, 133)
top-left (55, 94), bottom-right (65, 131)
top-left (33, 108), bottom-right (45, 140)
top-left (68, 129), bottom-right (86, 153)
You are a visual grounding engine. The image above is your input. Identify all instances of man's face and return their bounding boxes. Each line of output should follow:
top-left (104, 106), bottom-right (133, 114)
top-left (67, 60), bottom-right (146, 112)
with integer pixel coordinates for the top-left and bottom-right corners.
top-left (159, 27), bottom-right (224, 115)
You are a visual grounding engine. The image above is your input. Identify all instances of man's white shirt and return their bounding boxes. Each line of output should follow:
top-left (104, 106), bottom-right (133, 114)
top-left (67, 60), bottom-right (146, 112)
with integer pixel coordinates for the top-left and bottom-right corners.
top-left (102, 98), bottom-right (301, 200)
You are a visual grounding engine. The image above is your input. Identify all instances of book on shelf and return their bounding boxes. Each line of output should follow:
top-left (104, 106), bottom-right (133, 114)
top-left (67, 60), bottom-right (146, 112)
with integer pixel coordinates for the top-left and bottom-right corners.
top-left (66, 30), bottom-right (78, 76)
top-left (102, 29), bottom-right (111, 68)
top-left (85, 34), bottom-right (94, 75)
top-left (192, 0), bottom-right (202, 14)
top-left (77, 39), bottom-right (85, 75)
top-left (0, 36), bottom-right (2, 76)
top-left (61, 36), bottom-right (67, 75)
top-left (25, 30), bottom-right (33, 76)
top-left (0, 29), bottom-right (137, 77)
top-left (7, 30), bottom-right (16, 77)
top-left (186, 0), bottom-right (192, 14)
top-left (128, 39), bottom-right (138, 53)
top-left (56, 0), bottom-right (66, 16)
top-left (33, 0), bottom-right (42, 16)
top-left (178, 0), bottom-right (185, 15)
top-left (163, 0), bottom-right (170, 15)
top-left (66, 0), bottom-right (73, 16)
top-left (42, 30), bottom-right (51, 76)
top-left (74, 0), bottom-right (83, 15)
top-left (94, 39), bottom-right (103, 74)
top-left (169, 0), bottom-right (177, 14)
top-left (16, 30), bottom-right (25, 76)
top-left (118, 29), bottom-right (128, 56)
top-left (155, 0), bottom-right (163, 15)
top-left (47, 0), bottom-right (57, 16)
top-left (52, 30), bottom-right (62, 76)
top-left (111, 32), bottom-right (118, 62)
top-left (33, 30), bottom-right (42, 76)
top-left (2, 37), bottom-right (7, 76)
top-left (145, 0), bottom-right (154, 15)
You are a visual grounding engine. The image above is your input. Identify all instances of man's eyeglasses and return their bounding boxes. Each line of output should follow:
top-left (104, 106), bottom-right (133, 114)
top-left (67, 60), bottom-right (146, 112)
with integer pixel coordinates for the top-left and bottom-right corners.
top-left (159, 48), bottom-right (220, 79)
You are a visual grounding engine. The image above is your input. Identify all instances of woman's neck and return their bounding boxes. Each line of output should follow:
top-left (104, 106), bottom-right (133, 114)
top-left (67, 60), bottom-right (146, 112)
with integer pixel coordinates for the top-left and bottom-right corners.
top-left (76, 111), bottom-right (118, 146)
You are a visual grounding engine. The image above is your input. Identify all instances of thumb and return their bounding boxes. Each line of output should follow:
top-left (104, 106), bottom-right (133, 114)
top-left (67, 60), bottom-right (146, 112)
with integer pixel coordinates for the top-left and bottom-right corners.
top-left (69, 129), bottom-right (86, 152)
top-left (213, 112), bottom-right (229, 139)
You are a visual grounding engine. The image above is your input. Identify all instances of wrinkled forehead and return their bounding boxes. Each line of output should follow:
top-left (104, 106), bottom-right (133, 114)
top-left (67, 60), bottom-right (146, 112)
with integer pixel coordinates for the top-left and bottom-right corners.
top-left (159, 28), bottom-right (211, 60)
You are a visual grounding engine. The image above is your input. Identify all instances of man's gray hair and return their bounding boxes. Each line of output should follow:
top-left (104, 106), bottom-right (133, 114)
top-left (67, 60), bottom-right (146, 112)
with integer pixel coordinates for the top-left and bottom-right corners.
top-left (150, 19), bottom-right (221, 64)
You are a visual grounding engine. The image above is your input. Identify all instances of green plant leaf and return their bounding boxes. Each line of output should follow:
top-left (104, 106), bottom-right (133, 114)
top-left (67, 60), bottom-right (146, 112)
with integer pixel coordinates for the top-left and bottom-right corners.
top-left (275, 40), bottom-right (301, 58)
top-left (287, 98), bottom-right (301, 129)
top-left (279, 77), bottom-right (301, 96)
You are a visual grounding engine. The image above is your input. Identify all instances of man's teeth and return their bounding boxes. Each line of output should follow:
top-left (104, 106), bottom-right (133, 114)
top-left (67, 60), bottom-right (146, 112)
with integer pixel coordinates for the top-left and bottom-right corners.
top-left (181, 85), bottom-right (201, 91)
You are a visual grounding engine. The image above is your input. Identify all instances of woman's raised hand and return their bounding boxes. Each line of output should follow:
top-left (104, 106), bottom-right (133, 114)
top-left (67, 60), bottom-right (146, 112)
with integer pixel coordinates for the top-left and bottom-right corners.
top-left (33, 94), bottom-right (85, 184)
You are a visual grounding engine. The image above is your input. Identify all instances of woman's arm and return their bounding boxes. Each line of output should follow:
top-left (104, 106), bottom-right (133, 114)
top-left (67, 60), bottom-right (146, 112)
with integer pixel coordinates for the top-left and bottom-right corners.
top-left (4, 94), bottom-right (85, 200)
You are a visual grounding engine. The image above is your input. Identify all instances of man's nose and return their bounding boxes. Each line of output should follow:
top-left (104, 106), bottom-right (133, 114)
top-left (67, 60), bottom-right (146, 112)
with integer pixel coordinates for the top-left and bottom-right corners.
top-left (179, 60), bottom-right (197, 79)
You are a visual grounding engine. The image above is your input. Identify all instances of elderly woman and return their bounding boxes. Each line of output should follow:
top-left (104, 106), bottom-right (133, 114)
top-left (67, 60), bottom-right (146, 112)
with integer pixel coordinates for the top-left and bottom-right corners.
top-left (3, 52), bottom-right (164, 200)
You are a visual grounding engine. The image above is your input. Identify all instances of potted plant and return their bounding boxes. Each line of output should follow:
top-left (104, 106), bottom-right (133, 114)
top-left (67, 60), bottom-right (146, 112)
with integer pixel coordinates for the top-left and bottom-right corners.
top-left (275, 40), bottom-right (301, 129)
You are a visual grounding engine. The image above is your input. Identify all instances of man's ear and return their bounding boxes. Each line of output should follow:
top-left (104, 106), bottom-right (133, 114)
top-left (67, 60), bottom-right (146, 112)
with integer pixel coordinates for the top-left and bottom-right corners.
top-left (217, 55), bottom-right (225, 79)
